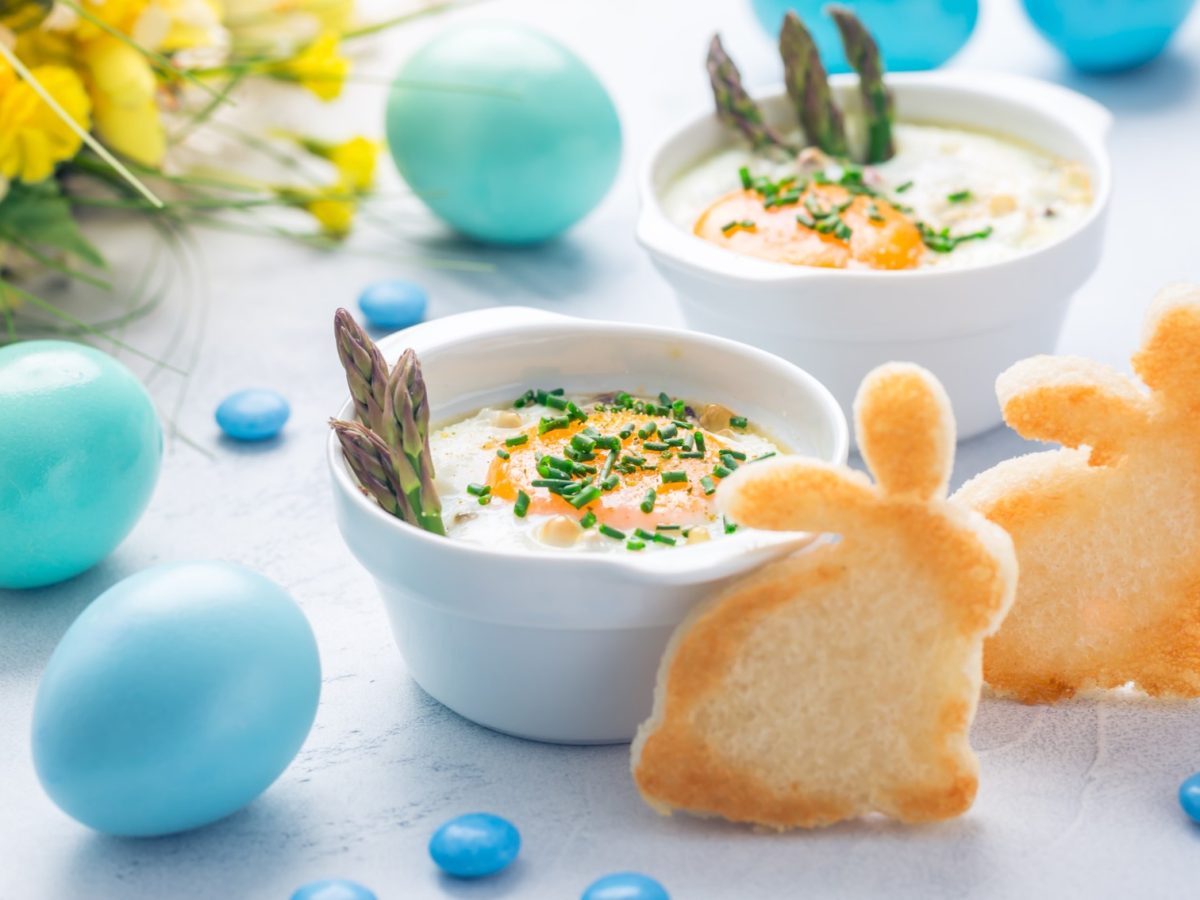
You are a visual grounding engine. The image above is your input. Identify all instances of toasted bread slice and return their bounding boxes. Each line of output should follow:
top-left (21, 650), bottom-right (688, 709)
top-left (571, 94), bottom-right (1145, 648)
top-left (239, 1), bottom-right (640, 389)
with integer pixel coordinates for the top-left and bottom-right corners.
top-left (631, 364), bottom-right (1017, 829)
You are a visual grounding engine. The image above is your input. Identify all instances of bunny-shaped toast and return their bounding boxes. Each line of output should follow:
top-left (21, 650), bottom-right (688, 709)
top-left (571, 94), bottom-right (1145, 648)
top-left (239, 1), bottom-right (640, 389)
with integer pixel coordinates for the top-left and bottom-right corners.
top-left (955, 284), bottom-right (1200, 703)
top-left (631, 364), bottom-right (1017, 830)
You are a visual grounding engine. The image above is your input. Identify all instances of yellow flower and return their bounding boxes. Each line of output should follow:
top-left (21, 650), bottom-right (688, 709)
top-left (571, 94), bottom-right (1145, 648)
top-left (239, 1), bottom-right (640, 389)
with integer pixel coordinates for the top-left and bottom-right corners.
top-left (82, 35), bottom-right (165, 167)
top-left (0, 59), bottom-right (91, 182)
top-left (327, 137), bottom-right (377, 192)
top-left (306, 191), bottom-right (354, 236)
top-left (71, 0), bottom-right (151, 43)
top-left (272, 31), bottom-right (348, 101)
top-left (132, 0), bottom-right (223, 54)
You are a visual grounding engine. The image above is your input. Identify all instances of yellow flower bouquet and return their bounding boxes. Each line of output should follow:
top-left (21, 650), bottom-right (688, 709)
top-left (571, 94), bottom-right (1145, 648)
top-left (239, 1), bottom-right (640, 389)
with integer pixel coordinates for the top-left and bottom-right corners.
top-left (0, 0), bottom-right (443, 339)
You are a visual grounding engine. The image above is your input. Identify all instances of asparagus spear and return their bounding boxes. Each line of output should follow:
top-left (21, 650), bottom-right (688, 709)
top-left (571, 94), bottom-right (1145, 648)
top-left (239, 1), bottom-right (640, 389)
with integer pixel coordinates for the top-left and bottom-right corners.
top-left (706, 34), bottom-right (794, 156)
top-left (334, 307), bottom-right (389, 432)
top-left (829, 5), bottom-right (895, 164)
top-left (331, 418), bottom-right (414, 522)
top-left (382, 349), bottom-right (445, 536)
top-left (779, 11), bottom-right (848, 158)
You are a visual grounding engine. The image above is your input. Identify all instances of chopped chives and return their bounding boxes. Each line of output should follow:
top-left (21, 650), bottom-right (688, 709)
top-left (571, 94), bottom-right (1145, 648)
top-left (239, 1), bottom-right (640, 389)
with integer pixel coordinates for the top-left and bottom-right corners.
top-left (679, 450), bottom-right (705, 459)
top-left (466, 483), bottom-right (491, 497)
top-left (559, 483), bottom-right (584, 496)
top-left (634, 528), bottom-right (656, 541)
top-left (724, 516), bottom-right (738, 534)
top-left (544, 393), bottom-right (568, 410)
top-left (657, 392), bottom-right (672, 407)
top-left (738, 165), bottom-right (752, 189)
top-left (672, 419), bottom-right (694, 429)
top-left (623, 454), bottom-right (646, 466)
top-left (601, 475), bottom-right (620, 491)
top-left (656, 524), bottom-right (681, 531)
top-left (700, 475), bottom-right (717, 495)
top-left (752, 451), bottom-right (776, 462)
top-left (895, 180), bottom-right (913, 193)
top-left (505, 434), bottom-right (529, 447)
top-left (570, 485), bottom-right (602, 509)
top-left (724, 449), bottom-right (747, 461)
top-left (833, 220), bottom-right (852, 240)
top-left (538, 416), bottom-right (570, 434)
top-left (478, 496), bottom-right (491, 505)
top-left (514, 490), bottom-right (530, 517)
top-left (599, 524), bottom-right (625, 540)
top-left (579, 510), bottom-right (597, 528)
top-left (571, 433), bottom-right (596, 453)
top-left (720, 220), bottom-right (739, 234)
top-left (643, 441), bottom-right (669, 451)
top-left (947, 190), bottom-right (973, 203)
top-left (729, 416), bottom-right (748, 429)
top-left (638, 421), bottom-right (656, 439)
top-left (740, 219), bottom-right (755, 229)
top-left (549, 388), bottom-right (565, 396)
top-left (693, 431), bottom-right (706, 452)
top-left (640, 489), bottom-right (656, 513)
top-left (664, 438), bottom-right (685, 447)
top-left (713, 465), bottom-right (734, 478)
top-left (796, 212), bottom-right (816, 229)
top-left (661, 471), bottom-right (688, 484)
top-left (619, 426), bottom-right (634, 439)
top-left (601, 449), bottom-right (619, 480)
top-left (659, 422), bottom-right (678, 440)
top-left (652, 533), bottom-right (676, 546)
top-left (531, 478), bottom-right (573, 489)
top-left (626, 540), bottom-right (646, 551)
top-left (546, 456), bottom-right (574, 473)
top-left (566, 402), bottom-right (588, 423)
top-left (496, 448), bottom-right (510, 460)
top-left (594, 435), bottom-right (620, 451)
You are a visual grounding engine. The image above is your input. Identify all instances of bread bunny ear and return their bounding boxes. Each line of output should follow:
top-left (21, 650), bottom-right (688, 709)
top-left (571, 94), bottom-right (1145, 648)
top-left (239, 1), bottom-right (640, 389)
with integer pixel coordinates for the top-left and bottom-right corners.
top-left (854, 363), bottom-right (954, 501)
top-left (1133, 283), bottom-right (1200, 410)
top-left (717, 456), bottom-right (877, 536)
top-left (998, 356), bottom-right (1151, 466)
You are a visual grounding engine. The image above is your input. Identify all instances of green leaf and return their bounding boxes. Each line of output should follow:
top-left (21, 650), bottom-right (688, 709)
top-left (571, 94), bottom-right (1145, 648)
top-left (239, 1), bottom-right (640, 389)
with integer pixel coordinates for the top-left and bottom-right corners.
top-left (0, 180), bottom-right (106, 269)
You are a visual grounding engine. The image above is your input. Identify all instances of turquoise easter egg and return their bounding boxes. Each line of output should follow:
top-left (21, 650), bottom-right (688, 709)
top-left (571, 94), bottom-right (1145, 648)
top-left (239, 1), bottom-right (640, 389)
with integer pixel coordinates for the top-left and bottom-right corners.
top-left (32, 562), bottom-right (321, 836)
top-left (0, 340), bottom-right (161, 589)
top-left (1022, 0), bottom-right (1195, 72)
top-left (386, 22), bottom-right (622, 245)
top-left (750, 0), bottom-right (978, 71)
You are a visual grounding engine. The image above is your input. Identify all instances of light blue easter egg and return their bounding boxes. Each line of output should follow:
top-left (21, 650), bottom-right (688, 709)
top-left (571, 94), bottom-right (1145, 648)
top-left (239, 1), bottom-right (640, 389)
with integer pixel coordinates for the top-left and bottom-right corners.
top-left (32, 562), bottom-right (321, 837)
top-left (429, 812), bottom-right (521, 878)
top-left (750, 0), bottom-right (978, 71)
top-left (357, 280), bottom-right (427, 331)
top-left (1180, 772), bottom-right (1200, 823)
top-left (1022, 0), bottom-right (1195, 72)
top-left (215, 388), bottom-right (290, 441)
top-left (583, 872), bottom-right (671, 900)
top-left (386, 22), bottom-right (622, 245)
top-left (291, 879), bottom-right (377, 900)
top-left (0, 340), bottom-right (161, 590)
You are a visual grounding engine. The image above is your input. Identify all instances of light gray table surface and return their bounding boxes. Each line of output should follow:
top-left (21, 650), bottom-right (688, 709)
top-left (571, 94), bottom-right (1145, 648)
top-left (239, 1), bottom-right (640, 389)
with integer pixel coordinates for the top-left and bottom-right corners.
top-left (4, 1), bottom-right (1200, 897)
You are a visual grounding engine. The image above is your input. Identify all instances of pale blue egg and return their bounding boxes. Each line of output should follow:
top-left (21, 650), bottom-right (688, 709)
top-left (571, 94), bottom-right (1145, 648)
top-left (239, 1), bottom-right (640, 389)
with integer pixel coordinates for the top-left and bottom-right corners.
top-left (583, 872), bottom-right (670, 900)
top-left (291, 880), bottom-right (377, 900)
top-left (1022, 0), bottom-right (1195, 72)
top-left (215, 388), bottom-right (290, 441)
top-left (751, 0), bottom-right (978, 72)
top-left (0, 340), bottom-right (161, 590)
top-left (357, 280), bottom-right (427, 331)
top-left (32, 562), bottom-right (321, 837)
top-left (429, 812), bottom-right (521, 878)
top-left (386, 22), bottom-right (622, 245)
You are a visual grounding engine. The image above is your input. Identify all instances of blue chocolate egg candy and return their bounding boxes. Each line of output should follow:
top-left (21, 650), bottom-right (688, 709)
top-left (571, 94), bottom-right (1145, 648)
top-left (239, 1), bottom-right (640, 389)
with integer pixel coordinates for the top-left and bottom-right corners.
top-left (291, 879), bottom-right (377, 900)
top-left (357, 280), bottom-right (427, 331)
top-left (32, 562), bottom-right (321, 836)
top-left (750, 0), bottom-right (978, 71)
top-left (583, 872), bottom-right (671, 900)
top-left (386, 22), bottom-right (622, 245)
top-left (0, 340), bottom-right (161, 589)
top-left (1023, 0), bottom-right (1195, 72)
top-left (429, 812), bottom-right (521, 878)
top-left (216, 388), bottom-right (290, 441)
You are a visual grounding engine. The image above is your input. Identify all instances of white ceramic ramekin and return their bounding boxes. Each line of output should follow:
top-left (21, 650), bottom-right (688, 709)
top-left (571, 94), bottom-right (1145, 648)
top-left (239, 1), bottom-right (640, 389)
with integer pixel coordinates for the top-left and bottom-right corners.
top-left (638, 70), bottom-right (1112, 440)
top-left (327, 307), bottom-right (847, 744)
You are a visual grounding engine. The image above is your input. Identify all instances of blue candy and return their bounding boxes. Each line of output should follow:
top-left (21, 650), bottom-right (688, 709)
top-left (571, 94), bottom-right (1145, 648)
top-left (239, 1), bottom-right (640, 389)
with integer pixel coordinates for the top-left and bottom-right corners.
top-left (582, 872), bottom-right (670, 900)
top-left (215, 388), bottom-right (290, 441)
top-left (429, 812), bottom-right (521, 878)
top-left (1179, 772), bottom-right (1200, 823)
top-left (290, 879), bottom-right (377, 900)
top-left (357, 280), bottom-right (428, 331)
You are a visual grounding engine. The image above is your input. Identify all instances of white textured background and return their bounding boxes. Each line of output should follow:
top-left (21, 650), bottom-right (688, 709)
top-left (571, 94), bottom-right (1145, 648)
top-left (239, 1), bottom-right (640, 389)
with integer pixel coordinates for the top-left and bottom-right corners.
top-left (3, 0), bottom-right (1200, 897)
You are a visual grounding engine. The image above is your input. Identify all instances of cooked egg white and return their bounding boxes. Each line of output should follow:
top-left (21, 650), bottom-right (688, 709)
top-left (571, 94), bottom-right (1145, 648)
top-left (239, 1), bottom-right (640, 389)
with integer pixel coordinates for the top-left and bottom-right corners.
top-left (431, 397), bottom-right (782, 553)
top-left (663, 122), bottom-right (1093, 271)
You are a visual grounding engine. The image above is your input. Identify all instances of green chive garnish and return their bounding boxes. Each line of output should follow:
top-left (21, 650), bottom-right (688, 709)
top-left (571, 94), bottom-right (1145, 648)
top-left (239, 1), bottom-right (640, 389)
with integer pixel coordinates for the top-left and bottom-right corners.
top-left (496, 448), bottom-right (510, 460)
top-left (752, 451), bottom-right (776, 462)
top-left (659, 422), bottom-right (678, 440)
top-left (531, 478), bottom-right (573, 489)
top-left (626, 540), bottom-right (646, 551)
top-left (700, 475), bottom-right (716, 495)
top-left (580, 510), bottom-right (596, 528)
top-left (895, 181), bottom-right (913, 194)
top-left (947, 190), bottom-right (972, 203)
top-left (505, 434), bottom-right (529, 447)
top-left (729, 416), bottom-right (748, 429)
top-left (724, 449), bottom-right (747, 461)
top-left (599, 524), bottom-right (625, 540)
top-left (514, 490), bottom-right (530, 517)
top-left (693, 431), bottom-right (706, 452)
top-left (652, 533), bottom-right (676, 546)
top-left (641, 489), bottom-right (656, 513)
top-left (570, 485), bottom-right (602, 509)
top-left (638, 421), bottom-right (656, 439)
top-left (643, 441), bottom-right (669, 452)
top-left (466, 483), bottom-right (490, 497)
top-left (738, 165), bottom-right (752, 189)
top-left (721, 220), bottom-right (739, 234)
top-left (538, 416), bottom-right (569, 434)
top-left (724, 516), bottom-right (738, 534)
top-left (601, 475), bottom-right (620, 491)
top-left (657, 524), bottom-right (681, 531)
top-left (713, 465), bottom-right (733, 479)
top-left (679, 450), bottom-right (704, 459)
top-left (661, 471), bottom-right (688, 484)
top-left (571, 433), bottom-right (596, 453)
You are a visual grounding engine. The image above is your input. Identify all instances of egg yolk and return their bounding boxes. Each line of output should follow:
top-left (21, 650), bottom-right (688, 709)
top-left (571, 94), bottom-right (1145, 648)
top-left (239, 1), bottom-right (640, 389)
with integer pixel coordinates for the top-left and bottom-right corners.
top-left (486, 410), bottom-right (732, 531)
top-left (695, 182), bottom-right (923, 271)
